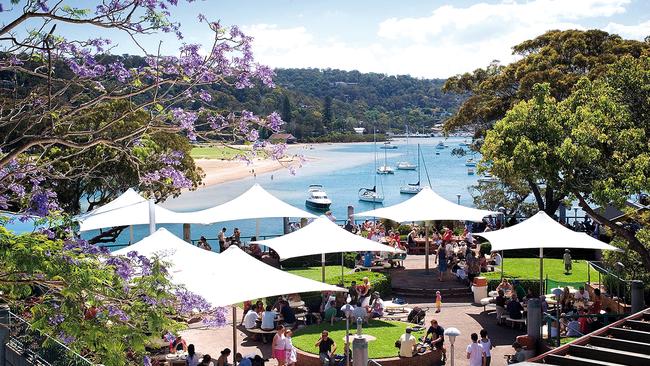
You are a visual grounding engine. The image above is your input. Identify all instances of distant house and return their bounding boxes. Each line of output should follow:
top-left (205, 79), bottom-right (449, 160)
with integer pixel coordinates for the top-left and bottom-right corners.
top-left (591, 199), bottom-right (649, 223)
top-left (353, 127), bottom-right (365, 135)
top-left (268, 133), bottom-right (297, 144)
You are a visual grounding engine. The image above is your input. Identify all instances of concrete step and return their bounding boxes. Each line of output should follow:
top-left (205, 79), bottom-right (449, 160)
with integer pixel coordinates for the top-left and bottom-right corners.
top-left (392, 287), bottom-right (473, 298)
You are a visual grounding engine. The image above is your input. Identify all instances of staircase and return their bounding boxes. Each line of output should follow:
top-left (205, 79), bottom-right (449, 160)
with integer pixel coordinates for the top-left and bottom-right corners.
top-left (390, 267), bottom-right (473, 300)
top-left (531, 309), bottom-right (650, 366)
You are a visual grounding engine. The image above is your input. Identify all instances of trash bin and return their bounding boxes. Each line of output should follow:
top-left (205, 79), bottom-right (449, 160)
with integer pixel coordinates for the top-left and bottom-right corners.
top-left (472, 276), bottom-right (488, 304)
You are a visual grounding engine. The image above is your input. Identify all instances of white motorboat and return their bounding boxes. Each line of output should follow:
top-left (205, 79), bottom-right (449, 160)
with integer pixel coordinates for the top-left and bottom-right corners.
top-left (359, 186), bottom-right (384, 203)
top-left (305, 184), bottom-right (332, 211)
top-left (467, 167), bottom-right (475, 175)
top-left (379, 141), bottom-right (398, 149)
top-left (396, 161), bottom-right (416, 170)
top-left (435, 141), bottom-right (445, 149)
top-left (465, 158), bottom-right (477, 167)
top-left (377, 165), bottom-right (394, 174)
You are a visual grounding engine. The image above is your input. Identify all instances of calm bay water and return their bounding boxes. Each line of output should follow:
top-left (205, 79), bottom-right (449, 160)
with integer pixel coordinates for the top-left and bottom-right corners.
top-left (83, 137), bottom-right (483, 248)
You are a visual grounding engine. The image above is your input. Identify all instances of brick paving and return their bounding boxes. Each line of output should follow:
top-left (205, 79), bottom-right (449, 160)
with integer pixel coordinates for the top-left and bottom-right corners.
top-left (181, 255), bottom-right (525, 365)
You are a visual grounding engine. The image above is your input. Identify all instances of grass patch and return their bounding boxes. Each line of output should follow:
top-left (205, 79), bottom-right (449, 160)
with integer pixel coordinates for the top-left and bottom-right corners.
top-left (286, 266), bottom-right (356, 283)
top-left (484, 258), bottom-right (590, 283)
top-left (292, 320), bottom-right (423, 359)
top-left (190, 145), bottom-right (263, 160)
top-left (560, 337), bottom-right (579, 345)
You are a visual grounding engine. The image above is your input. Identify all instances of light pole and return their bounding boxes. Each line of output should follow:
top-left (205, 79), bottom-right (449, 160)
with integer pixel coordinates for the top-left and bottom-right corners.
top-left (341, 296), bottom-right (354, 366)
top-left (456, 194), bottom-right (461, 205)
top-left (444, 327), bottom-right (461, 366)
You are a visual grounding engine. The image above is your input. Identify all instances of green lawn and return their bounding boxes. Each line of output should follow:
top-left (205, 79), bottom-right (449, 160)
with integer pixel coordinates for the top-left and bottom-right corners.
top-left (484, 258), bottom-right (590, 283)
top-left (286, 266), bottom-right (355, 282)
top-left (292, 320), bottom-right (424, 359)
top-left (190, 145), bottom-right (256, 160)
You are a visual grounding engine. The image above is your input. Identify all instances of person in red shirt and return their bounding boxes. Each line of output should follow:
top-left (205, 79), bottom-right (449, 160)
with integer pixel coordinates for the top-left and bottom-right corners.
top-left (577, 308), bottom-right (590, 334)
top-left (442, 227), bottom-right (453, 243)
top-left (590, 288), bottom-right (602, 314)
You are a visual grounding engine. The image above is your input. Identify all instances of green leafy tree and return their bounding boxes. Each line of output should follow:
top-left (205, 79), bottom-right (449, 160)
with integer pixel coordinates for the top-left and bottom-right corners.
top-left (444, 29), bottom-right (649, 135)
top-left (482, 56), bottom-right (650, 269)
top-left (281, 93), bottom-right (292, 124)
top-left (322, 95), bottom-right (333, 131)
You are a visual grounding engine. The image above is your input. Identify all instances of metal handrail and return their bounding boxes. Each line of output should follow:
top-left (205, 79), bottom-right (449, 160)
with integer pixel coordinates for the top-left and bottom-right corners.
top-left (3, 310), bottom-right (94, 365)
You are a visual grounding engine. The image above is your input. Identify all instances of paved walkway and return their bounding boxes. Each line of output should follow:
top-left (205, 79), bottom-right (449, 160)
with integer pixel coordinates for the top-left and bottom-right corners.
top-left (181, 255), bottom-right (526, 365)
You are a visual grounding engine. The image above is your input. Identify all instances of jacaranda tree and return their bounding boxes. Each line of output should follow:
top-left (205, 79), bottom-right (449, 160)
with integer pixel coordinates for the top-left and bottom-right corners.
top-left (0, 1), bottom-right (284, 364)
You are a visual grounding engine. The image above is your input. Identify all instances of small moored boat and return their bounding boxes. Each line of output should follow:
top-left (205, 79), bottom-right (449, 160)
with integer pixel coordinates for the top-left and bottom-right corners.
top-left (359, 186), bottom-right (384, 203)
top-left (305, 184), bottom-right (332, 210)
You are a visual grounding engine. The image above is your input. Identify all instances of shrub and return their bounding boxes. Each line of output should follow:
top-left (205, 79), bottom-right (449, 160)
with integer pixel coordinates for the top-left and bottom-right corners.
top-left (479, 243), bottom-right (492, 256)
top-left (333, 271), bottom-right (392, 297)
top-left (397, 225), bottom-right (412, 235)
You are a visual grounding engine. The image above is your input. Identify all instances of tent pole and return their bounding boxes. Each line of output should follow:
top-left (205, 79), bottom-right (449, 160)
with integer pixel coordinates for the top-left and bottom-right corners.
top-left (256, 218), bottom-right (260, 238)
top-left (148, 196), bottom-right (156, 235)
top-left (322, 253), bottom-right (326, 282)
top-left (425, 221), bottom-right (430, 274)
top-left (232, 305), bottom-right (238, 366)
top-left (129, 225), bottom-right (134, 244)
top-left (501, 250), bottom-right (504, 282)
top-left (341, 252), bottom-right (344, 284)
top-left (539, 248), bottom-right (544, 296)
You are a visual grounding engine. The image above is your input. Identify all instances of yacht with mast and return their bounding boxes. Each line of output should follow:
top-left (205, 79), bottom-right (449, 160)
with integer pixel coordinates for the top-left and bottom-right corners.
top-left (400, 144), bottom-right (424, 194)
top-left (377, 140), bottom-right (394, 174)
top-left (359, 129), bottom-right (385, 203)
top-left (396, 126), bottom-right (416, 170)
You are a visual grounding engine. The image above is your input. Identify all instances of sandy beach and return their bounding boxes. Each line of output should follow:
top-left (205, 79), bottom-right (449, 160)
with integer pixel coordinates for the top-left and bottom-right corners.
top-left (195, 155), bottom-right (304, 187)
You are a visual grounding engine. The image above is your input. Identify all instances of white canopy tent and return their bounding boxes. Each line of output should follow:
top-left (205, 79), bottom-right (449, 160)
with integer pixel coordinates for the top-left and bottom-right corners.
top-left (357, 186), bottom-right (498, 272)
top-left (252, 216), bottom-right (404, 281)
top-left (113, 228), bottom-right (344, 362)
top-left (473, 211), bottom-right (622, 292)
top-left (77, 189), bottom-right (189, 237)
top-left (180, 183), bottom-right (316, 224)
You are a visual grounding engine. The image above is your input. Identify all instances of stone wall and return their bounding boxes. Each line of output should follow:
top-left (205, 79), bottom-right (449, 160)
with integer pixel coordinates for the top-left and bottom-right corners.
top-left (295, 348), bottom-right (443, 366)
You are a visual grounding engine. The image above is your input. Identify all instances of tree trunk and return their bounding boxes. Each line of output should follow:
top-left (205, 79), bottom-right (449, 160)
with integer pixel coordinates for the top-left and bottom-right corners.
top-left (574, 191), bottom-right (650, 271)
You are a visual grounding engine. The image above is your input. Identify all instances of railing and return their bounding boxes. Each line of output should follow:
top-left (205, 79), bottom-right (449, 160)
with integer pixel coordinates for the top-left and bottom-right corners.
top-left (1, 309), bottom-right (94, 366)
top-left (542, 310), bottom-right (627, 347)
top-left (587, 260), bottom-right (631, 307)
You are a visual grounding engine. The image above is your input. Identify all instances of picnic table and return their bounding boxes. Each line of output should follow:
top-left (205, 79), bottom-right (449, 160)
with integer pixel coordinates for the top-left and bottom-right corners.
top-left (383, 301), bottom-right (410, 314)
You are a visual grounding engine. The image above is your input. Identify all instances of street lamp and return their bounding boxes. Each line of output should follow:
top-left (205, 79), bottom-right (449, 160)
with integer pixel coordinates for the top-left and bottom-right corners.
top-left (340, 296), bottom-right (354, 366)
top-left (444, 327), bottom-right (461, 366)
top-left (456, 194), bottom-right (461, 205)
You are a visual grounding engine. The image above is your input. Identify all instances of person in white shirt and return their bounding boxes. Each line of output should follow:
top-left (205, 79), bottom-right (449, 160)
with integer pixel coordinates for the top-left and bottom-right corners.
top-left (243, 308), bottom-right (259, 329)
top-left (466, 333), bottom-right (486, 366)
top-left (491, 251), bottom-right (502, 266)
top-left (261, 305), bottom-right (277, 330)
top-left (398, 328), bottom-right (417, 357)
top-left (574, 286), bottom-right (590, 302)
top-left (479, 329), bottom-right (493, 366)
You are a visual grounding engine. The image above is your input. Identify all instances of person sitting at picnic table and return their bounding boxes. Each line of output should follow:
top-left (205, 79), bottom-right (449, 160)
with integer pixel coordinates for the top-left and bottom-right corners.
top-left (425, 319), bottom-right (447, 362)
top-left (198, 355), bottom-right (212, 366)
top-left (279, 300), bottom-right (296, 328)
top-left (489, 251), bottom-right (502, 266)
top-left (574, 286), bottom-right (590, 302)
top-left (261, 305), bottom-right (277, 331)
top-left (495, 290), bottom-right (507, 325)
top-left (507, 342), bottom-right (526, 364)
top-left (590, 288), bottom-right (602, 314)
top-left (186, 344), bottom-right (200, 366)
top-left (407, 228), bottom-right (417, 247)
top-left (198, 236), bottom-right (212, 251)
top-left (357, 277), bottom-right (371, 306)
top-left (479, 255), bottom-right (488, 272)
top-left (347, 281), bottom-right (358, 305)
top-left (249, 243), bottom-right (262, 259)
top-left (507, 293), bottom-right (524, 320)
top-left (560, 287), bottom-right (572, 312)
top-left (255, 300), bottom-right (264, 314)
top-left (398, 327), bottom-right (417, 358)
top-left (243, 307), bottom-right (259, 330)
top-left (369, 292), bottom-right (384, 318)
top-left (215, 348), bottom-right (231, 366)
top-left (232, 227), bottom-right (241, 245)
top-left (442, 227), bottom-right (453, 243)
top-left (315, 330), bottom-right (337, 366)
top-left (169, 334), bottom-right (188, 353)
top-left (496, 278), bottom-right (513, 293)
top-left (523, 288), bottom-right (536, 303)
top-left (324, 299), bottom-right (337, 324)
top-left (566, 315), bottom-right (581, 337)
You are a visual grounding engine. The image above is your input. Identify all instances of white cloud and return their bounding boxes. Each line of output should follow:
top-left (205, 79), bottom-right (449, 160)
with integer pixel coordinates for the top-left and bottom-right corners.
top-left (604, 20), bottom-right (650, 39)
top-left (242, 0), bottom-right (644, 78)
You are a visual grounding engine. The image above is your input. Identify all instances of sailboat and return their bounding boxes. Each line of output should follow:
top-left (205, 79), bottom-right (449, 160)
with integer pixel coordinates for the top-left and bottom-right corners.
top-left (359, 130), bottom-right (385, 203)
top-left (400, 144), bottom-right (424, 194)
top-left (377, 139), bottom-right (394, 174)
top-left (396, 126), bottom-right (416, 170)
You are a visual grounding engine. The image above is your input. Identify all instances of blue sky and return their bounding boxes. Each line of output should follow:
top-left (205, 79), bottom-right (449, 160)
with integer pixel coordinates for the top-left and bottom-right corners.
top-left (2, 0), bottom-right (649, 78)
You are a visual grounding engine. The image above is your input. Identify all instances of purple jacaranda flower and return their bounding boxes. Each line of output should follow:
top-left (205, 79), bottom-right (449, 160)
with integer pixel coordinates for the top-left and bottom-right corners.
top-left (198, 89), bottom-right (212, 102)
top-left (48, 314), bottom-right (64, 326)
top-left (246, 129), bottom-right (259, 142)
top-left (58, 332), bottom-right (75, 345)
top-left (109, 61), bottom-right (131, 82)
top-left (266, 112), bottom-right (284, 132)
top-left (144, 356), bottom-right (152, 366)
